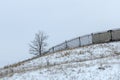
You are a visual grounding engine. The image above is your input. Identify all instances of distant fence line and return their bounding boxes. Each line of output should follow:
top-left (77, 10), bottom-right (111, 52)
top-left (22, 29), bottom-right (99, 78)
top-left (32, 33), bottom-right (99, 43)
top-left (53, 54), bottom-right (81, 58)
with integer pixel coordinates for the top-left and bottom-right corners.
top-left (47, 29), bottom-right (120, 53)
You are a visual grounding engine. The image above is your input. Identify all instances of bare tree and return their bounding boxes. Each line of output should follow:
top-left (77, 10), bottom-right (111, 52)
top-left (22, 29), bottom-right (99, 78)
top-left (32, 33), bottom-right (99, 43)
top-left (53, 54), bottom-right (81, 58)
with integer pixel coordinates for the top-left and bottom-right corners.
top-left (29, 31), bottom-right (48, 56)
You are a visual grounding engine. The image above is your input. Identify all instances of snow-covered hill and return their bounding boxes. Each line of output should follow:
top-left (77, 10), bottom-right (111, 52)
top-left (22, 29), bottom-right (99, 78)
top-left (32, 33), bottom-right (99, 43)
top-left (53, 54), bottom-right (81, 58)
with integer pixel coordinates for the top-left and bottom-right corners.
top-left (1, 41), bottom-right (120, 80)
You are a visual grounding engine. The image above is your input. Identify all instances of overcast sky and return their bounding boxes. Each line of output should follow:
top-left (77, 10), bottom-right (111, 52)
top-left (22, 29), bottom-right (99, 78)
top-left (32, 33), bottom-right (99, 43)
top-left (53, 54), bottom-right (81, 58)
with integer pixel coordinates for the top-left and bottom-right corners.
top-left (0, 0), bottom-right (120, 67)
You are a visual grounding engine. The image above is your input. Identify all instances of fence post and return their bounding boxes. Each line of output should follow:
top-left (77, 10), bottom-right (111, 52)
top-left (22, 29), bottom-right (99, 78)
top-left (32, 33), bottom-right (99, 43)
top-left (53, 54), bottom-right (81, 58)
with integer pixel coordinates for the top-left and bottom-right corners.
top-left (65, 41), bottom-right (68, 49)
top-left (109, 30), bottom-right (112, 41)
top-left (52, 47), bottom-right (54, 53)
top-left (91, 33), bottom-right (94, 44)
top-left (79, 37), bottom-right (81, 47)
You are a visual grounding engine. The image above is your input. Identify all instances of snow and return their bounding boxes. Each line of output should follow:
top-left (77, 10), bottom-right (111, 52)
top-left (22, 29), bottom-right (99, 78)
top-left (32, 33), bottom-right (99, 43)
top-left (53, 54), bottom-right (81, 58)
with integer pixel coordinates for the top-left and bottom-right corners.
top-left (3, 55), bottom-right (120, 80)
top-left (1, 41), bottom-right (120, 80)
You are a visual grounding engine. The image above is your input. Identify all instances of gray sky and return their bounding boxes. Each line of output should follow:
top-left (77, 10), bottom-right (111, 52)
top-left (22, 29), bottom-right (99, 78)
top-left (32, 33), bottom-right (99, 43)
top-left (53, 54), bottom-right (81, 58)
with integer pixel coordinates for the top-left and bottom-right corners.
top-left (0, 0), bottom-right (119, 67)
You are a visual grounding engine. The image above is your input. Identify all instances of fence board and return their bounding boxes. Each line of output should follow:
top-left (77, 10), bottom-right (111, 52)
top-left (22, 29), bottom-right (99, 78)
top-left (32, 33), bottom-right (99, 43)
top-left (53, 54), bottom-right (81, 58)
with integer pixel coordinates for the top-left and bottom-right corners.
top-left (92, 31), bottom-right (111, 44)
top-left (112, 29), bottom-right (120, 41)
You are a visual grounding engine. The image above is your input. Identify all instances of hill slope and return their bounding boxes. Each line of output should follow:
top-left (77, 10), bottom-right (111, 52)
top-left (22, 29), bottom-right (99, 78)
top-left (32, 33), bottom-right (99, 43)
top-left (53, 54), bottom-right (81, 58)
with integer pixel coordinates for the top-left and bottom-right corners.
top-left (1, 41), bottom-right (120, 80)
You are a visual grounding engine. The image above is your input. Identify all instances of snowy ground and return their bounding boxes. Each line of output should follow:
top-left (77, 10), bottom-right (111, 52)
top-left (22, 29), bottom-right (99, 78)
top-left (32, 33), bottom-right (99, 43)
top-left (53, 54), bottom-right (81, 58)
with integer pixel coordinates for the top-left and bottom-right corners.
top-left (3, 55), bottom-right (120, 80)
top-left (1, 41), bottom-right (120, 80)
